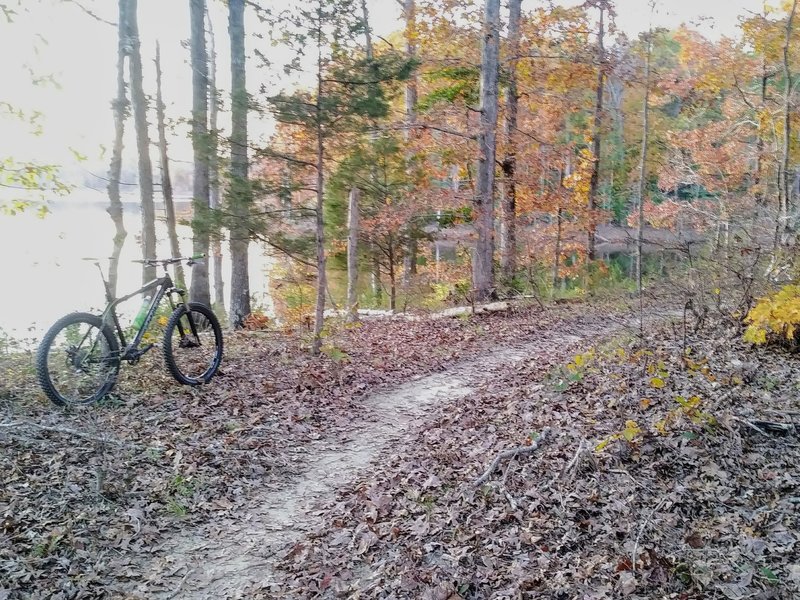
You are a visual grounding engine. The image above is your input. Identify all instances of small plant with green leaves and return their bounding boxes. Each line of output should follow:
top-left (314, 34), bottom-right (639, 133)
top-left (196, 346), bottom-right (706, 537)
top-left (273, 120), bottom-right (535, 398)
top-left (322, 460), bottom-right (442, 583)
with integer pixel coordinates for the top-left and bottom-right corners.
top-left (321, 344), bottom-right (349, 362)
top-left (164, 474), bottom-right (194, 517)
top-left (550, 348), bottom-right (596, 391)
top-left (653, 395), bottom-right (716, 435)
top-left (595, 420), bottom-right (642, 452)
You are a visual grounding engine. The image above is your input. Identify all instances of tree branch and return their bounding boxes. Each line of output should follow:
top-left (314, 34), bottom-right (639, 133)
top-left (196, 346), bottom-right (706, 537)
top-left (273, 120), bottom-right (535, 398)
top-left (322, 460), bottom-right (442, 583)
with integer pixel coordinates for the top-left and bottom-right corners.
top-left (472, 427), bottom-right (550, 487)
top-left (62, 0), bottom-right (117, 26)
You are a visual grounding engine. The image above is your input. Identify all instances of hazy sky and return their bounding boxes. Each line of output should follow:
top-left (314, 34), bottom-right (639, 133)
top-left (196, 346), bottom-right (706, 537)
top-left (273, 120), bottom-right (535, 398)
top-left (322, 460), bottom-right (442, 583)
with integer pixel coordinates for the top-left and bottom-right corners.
top-left (0, 0), bottom-right (771, 178)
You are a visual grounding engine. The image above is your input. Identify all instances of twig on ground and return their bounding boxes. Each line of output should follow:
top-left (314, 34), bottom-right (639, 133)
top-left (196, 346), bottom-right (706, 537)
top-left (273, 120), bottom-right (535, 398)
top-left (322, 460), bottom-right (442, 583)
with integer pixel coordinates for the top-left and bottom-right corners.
top-left (762, 408), bottom-right (800, 417)
top-left (632, 497), bottom-right (667, 577)
top-left (166, 567), bottom-right (196, 600)
top-left (732, 416), bottom-right (771, 437)
top-left (609, 468), bottom-right (641, 487)
top-left (0, 421), bottom-right (136, 448)
top-left (471, 427), bottom-right (550, 487)
top-left (549, 438), bottom-right (590, 486)
top-left (751, 419), bottom-right (796, 433)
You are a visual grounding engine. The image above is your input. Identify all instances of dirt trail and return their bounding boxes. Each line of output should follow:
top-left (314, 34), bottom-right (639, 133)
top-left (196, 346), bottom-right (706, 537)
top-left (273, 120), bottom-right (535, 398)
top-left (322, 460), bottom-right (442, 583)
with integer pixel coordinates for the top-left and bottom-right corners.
top-left (141, 312), bottom-right (661, 598)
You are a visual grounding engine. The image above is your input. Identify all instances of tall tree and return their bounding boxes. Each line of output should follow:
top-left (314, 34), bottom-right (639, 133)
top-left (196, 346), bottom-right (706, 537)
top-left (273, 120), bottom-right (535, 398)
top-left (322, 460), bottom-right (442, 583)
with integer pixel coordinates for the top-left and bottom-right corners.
top-left (636, 20), bottom-right (654, 295)
top-left (499, 0), bottom-right (522, 281)
top-left (473, 0), bottom-right (501, 300)
top-left (207, 8), bottom-right (225, 311)
top-left (228, 0), bottom-right (251, 328)
top-left (778, 0), bottom-right (798, 243)
top-left (190, 0), bottom-right (211, 305)
top-left (346, 186), bottom-right (360, 320)
top-left (155, 41), bottom-right (185, 289)
top-left (127, 0), bottom-right (156, 284)
top-left (106, 0), bottom-right (130, 298)
top-left (400, 0), bottom-right (419, 285)
top-left (265, 0), bottom-right (412, 350)
top-left (586, 0), bottom-right (609, 262)
top-left (401, 0), bottom-right (417, 139)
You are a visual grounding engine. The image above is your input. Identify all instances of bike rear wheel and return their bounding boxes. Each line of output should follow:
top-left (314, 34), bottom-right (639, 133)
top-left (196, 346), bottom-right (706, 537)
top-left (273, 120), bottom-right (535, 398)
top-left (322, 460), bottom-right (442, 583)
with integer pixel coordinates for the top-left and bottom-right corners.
top-left (36, 312), bottom-right (120, 406)
top-left (163, 303), bottom-right (223, 385)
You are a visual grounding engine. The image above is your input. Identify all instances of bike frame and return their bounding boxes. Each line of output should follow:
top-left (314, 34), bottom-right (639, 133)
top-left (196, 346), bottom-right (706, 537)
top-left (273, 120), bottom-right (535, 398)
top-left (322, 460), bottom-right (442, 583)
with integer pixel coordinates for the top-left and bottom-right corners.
top-left (95, 264), bottom-right (190, 361)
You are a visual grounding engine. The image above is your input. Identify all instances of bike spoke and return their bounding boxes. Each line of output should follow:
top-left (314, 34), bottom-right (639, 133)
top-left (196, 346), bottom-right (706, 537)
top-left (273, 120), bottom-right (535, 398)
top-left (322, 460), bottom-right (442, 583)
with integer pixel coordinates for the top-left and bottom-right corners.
top-left (46, 322), bottom-right (116, 403)
top-left (167, 310), bottom-right (220, 381)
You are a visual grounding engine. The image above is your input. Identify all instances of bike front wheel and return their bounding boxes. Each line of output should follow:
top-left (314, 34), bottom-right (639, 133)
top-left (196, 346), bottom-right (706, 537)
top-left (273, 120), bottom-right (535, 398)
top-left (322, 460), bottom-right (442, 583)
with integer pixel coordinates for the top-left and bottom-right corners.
top-left (163, 303), bottom-right (223, 385)
top-left (36, 312), bottom-right (120, 406)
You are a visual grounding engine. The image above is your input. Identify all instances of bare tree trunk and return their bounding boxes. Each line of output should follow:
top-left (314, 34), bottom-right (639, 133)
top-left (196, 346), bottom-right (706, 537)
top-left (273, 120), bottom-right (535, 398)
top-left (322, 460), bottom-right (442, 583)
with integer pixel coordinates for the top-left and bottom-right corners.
top-left (190, 0), bottom-right (211, 305)
top-left (155, 42), bottom-right (185, 289)
top-left (107, 0), bottom-right (129, 298)
top-left (754, 56), bottom-right (768, 207)
top-left (587, 4), bottom-right (605, 262)
top-left (228, 0), bottom-right (251, 328)
top-left (401, 0), bottom-right (418, 291)
top-left (553, 206), bottom-right (563, 290)
top-left (779, 0), bottom-right (797, 242)
top-left (473, 0), bottom-right (501, 300)
top-left (346, 187), bottom-right (360, 321)
top-left (402, 0), bottom-right (417, 141)
top-left (636, 25), bottom-right (653, 296)
top-left (207, 8), bottom-right (225, 311)
top-left (388, 237), bottom-right (397, 312)
top-left (127, 0), bottom-right (156, 285)
top-left (500, 0), bottom-right (521, 282)
top-left (371, 252), bottom-right (382, 304)
top-left (312, 11), bottom-right (327, 356)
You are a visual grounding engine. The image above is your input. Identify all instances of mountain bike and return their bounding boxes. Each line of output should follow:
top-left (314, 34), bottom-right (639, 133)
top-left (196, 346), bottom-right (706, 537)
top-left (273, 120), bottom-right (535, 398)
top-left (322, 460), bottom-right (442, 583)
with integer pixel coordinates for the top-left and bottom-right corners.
top-left (36, 256), bottom-right (223, 406)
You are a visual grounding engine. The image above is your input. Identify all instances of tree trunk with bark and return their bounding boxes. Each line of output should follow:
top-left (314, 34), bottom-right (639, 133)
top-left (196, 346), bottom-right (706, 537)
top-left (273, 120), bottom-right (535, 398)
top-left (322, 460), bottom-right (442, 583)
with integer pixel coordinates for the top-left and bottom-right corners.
top-left (346, 187), bottom-right (360, 321)
top-left (371, 252), bottom-right (382, 304)
top-left (587, 4), bottom-right (605, 262)
top-left (190, 0), bottom-right (211, 306)
top-left (553, 206), bottom-right (563, 290)
top-left (155, 42), bottom-right (185, 289)
top-left (312, 11), bottom-right (327, 356)
top-left (473, 0), bottom-right (501, 301)
top-left (127, 0), bottom-right (156, 285)
top-left (778, 0), bottom-right (797, 242)
top-left (500, 0), bottom-right (521, 282)
top-left (228, 0), bottom-right (251, 328)
top-left (387, 236), bottom-right (396, 312)
top-left (402, 0), bottom-right (417, 142)
top-left (207, 8), bottom-right (225, 311)
top-left (401, 0), bottom-right (418, 290)
top-left (636, 28), bottom-right (653, 296)
top-left (754, 56), bottom-right (768, 207)
top-left (106, 0), bottom-right (130, 298)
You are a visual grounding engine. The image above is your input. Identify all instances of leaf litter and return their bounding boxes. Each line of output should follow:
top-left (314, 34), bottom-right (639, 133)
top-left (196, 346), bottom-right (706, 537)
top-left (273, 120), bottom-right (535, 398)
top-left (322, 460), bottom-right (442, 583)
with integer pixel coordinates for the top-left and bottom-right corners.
top-left (1, 299), bottom-right (798, 599)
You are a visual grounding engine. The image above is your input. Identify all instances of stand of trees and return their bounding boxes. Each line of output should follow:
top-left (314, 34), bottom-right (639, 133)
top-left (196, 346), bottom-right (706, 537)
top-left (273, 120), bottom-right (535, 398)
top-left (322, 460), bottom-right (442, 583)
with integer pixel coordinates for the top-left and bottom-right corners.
top-left (8, 0), bottom-right (800, 347)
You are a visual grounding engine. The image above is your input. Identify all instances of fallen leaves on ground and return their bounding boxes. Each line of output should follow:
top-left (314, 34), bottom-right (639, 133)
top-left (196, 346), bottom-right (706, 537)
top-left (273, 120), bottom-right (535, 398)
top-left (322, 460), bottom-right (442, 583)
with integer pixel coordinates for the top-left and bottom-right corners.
top-left (270, 314), bottom-right (800, 600)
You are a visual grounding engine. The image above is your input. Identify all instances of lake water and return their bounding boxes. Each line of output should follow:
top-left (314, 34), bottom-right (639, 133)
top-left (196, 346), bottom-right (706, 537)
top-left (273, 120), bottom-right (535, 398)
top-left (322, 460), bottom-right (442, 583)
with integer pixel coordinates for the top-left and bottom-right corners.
top-left (0, 197), bottom-right (275, 345)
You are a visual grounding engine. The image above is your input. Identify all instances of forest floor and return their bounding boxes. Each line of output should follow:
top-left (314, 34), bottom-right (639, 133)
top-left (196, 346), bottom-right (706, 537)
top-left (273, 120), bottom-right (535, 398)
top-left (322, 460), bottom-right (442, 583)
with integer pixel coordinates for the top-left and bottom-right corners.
top-left (1, 294), bottom-right (799, 599)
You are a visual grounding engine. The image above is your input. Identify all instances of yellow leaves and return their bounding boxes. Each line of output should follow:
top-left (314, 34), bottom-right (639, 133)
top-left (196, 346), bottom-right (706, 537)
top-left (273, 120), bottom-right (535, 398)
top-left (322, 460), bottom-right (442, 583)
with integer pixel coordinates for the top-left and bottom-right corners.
top-left (595, 437), bottom-right (613, 452)
top-left (744, 284), bottom-right (800, 345)
top-left (622, 420), bottom-right (641, 442)
top-left (650, 377), bottom-right (666, 389)
top-left (595, 419), bottom-right (642, 452)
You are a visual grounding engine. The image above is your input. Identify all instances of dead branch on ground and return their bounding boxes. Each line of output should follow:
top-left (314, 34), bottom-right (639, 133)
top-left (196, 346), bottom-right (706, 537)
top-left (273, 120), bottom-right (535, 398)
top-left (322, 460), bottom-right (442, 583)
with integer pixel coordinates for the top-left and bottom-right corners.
top-left (471, 427), bottom-right (550, 487)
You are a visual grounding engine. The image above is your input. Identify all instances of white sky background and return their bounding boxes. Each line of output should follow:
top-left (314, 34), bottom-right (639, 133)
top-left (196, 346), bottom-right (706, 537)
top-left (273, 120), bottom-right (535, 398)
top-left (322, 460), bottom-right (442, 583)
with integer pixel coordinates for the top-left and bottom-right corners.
top-left (0, 0), bottom-right (773, 178)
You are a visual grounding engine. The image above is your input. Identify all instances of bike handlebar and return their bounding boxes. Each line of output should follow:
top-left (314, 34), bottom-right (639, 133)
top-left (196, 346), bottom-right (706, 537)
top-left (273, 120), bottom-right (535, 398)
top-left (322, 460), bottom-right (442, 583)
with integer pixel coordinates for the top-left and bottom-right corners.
top-left (133, 254), bottom-right (205, 267)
